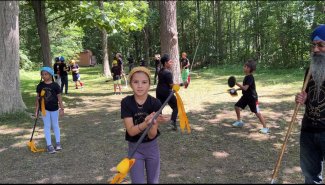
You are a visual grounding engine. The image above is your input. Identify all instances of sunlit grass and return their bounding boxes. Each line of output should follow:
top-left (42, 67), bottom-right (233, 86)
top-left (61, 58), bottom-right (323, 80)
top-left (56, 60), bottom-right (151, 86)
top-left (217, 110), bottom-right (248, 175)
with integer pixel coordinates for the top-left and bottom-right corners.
top-left (1, 64), bottom-right (308, 183)
top-left (11, 64), bottom-right (306, 123)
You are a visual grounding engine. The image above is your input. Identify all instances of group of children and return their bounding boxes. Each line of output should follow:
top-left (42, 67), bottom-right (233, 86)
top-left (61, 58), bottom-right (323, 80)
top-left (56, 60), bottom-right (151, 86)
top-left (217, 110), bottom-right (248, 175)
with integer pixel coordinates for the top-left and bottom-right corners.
top-left (120, 55), bottom-right (269, 183)
top-left (35, 51), bottom-right (268, 183)
top-left (53, 56), bottom-right (84, 94)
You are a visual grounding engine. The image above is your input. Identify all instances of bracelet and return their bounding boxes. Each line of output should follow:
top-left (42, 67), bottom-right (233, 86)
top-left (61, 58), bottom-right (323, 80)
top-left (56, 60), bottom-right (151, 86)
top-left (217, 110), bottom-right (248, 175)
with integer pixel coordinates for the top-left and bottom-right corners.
top-left (137, 124), bottom-right (143, 132)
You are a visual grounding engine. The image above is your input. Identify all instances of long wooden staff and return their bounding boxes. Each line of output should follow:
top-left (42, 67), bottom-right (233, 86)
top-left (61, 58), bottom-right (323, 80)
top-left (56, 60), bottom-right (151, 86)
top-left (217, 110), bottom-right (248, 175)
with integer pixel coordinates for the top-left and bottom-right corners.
top-left (110, 91), bottom-right (175, 184)
top-left (270, 68), bottom-right (311, 184)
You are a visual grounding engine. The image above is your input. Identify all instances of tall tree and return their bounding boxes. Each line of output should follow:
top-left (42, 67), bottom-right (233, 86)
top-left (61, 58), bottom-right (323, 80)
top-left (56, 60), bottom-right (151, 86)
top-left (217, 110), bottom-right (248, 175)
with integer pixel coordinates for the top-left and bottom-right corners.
top-left (159, 1), bottom-right (181, 84)
top-left (30, 0), bottom-right (52, 67)
top-left (98, 0), bottom-right (111, 78)
top-left (0, 1), bottom-right (26, 115)
top-left (65, 1), bottom-right (148, 77)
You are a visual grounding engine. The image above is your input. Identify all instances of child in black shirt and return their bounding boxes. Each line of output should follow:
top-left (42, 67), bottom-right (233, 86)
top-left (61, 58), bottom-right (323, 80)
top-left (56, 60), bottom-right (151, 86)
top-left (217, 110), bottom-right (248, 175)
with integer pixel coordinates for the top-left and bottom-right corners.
top-left (232, 59), bottom-right (269, 134)
top-left (121, 66), bottom-right (169, 183)
top-left (111, 58), bottom-right (122, 95)
top-left (156, 54), bottom-right (178, 131)
top-left (35, 67), bottom-right (64, 154)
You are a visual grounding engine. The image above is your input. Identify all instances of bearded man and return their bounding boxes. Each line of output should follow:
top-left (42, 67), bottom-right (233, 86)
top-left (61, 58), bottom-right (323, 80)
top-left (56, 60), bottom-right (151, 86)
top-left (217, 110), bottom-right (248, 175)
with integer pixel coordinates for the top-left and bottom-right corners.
top-left (296, 24), bottom-right (325, 184)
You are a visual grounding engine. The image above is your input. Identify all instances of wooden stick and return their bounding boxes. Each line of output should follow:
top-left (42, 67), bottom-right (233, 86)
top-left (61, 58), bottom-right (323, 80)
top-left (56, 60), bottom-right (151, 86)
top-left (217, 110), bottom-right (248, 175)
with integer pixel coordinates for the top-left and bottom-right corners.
top-left (270, 68), bottom-right (311, 184)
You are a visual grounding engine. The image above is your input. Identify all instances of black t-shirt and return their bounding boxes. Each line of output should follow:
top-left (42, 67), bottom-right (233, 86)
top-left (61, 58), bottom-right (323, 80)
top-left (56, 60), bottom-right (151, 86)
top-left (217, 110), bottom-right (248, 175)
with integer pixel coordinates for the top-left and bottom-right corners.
top-left (156, 68), bottom-right (173, 97)
top-left (121, 95), bottom-right (162, 143)
top-left (242, 74), bottom-right (257, 99)
top-left (36, 82), bottom-right (61, 111)
top-left (59, 63), bottom-right (69, 76)
top-left (302, 68), bottom-right (325, 132)
top-left (53, 63), bottom-right (60, 75)
top-left (111, 66), bottom-right (121, 77)
top-left (180, 58), bottom-right (190, 69)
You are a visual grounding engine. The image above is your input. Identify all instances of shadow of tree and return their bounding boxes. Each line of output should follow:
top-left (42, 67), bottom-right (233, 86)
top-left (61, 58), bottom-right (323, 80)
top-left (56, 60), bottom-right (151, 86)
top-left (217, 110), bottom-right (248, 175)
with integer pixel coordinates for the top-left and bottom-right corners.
top-left (1, 66), bottom-right (307, 183)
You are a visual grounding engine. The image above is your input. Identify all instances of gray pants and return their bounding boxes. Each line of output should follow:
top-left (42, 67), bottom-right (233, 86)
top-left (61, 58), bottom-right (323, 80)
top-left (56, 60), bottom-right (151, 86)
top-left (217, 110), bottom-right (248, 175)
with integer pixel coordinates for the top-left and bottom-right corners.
top-left (128, 139), bottom-right (160, 184)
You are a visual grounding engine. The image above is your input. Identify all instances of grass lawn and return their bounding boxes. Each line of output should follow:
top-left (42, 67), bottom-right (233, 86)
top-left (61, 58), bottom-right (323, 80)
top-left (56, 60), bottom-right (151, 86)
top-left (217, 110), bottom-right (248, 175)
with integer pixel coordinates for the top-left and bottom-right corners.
top-left (0, 64), bottom-right (308, 183)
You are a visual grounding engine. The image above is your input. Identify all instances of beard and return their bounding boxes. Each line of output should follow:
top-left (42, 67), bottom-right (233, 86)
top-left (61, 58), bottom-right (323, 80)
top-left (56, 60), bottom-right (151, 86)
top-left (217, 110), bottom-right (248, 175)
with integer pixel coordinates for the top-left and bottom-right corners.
top-left (310, 52), bottom-right (325, 96)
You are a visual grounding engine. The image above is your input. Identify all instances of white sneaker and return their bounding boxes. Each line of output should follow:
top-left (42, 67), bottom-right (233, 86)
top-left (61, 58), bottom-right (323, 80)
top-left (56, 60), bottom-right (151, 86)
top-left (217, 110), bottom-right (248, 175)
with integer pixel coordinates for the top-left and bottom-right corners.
top-left (232, 120), bottom-right (244, 127)
top-left (259, 128), bottom-right (270, 134)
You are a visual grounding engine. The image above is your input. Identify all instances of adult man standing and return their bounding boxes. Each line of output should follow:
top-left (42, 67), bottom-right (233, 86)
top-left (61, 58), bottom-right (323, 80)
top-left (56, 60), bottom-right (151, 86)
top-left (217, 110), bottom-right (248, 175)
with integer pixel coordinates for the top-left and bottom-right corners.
top-left (296, 24), bottom-right (325, 184)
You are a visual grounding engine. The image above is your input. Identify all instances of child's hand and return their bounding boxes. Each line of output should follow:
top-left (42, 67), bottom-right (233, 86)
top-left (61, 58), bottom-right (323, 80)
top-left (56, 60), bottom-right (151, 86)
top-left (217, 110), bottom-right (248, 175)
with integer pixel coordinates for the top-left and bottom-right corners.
top-left (144, 112), bottom-right (155, 126)
top-left (156, 114), bottom-right (170, 124)
top-left (59, 108), bottom-right (64, 117)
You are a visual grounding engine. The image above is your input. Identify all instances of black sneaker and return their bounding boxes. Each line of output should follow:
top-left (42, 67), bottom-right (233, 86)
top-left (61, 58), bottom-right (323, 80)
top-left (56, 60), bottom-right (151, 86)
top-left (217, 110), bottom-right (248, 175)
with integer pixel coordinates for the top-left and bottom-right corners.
top-left (170, 121), bottom-right (177, 131)
top-left (47, 145), bottom-right (56, 154)
top-left (55, 142), bottom-right (62, 151)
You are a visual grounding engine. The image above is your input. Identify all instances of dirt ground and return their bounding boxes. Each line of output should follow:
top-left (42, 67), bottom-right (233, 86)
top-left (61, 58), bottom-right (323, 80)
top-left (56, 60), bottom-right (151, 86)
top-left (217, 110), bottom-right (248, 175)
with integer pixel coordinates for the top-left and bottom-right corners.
top-left (0, 73), bottom-right (306, 183)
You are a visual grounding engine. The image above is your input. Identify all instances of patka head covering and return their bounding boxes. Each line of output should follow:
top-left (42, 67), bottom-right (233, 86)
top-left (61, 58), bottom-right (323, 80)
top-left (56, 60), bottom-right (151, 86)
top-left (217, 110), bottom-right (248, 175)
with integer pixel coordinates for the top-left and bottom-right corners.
top-left (128, 66), bottom-right (151, 84)
top-left (311, 24), bottom-right (325, 41)
top-left (40, 66), bottom-right (54, 76)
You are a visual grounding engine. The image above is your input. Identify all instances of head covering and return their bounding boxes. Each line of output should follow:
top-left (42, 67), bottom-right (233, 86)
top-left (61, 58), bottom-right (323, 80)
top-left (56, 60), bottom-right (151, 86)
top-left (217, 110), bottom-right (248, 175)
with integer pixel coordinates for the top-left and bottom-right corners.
top-left (55, 57), bottom-right (60, 62)
top-left (112, 60), bottom-right (118, 66)
top-left (311, 25), bottom-right (325, 41)
top-left (128, 66), bottom-right (151, 84)
top-left (59, 56), bottom-right (65, 62)
top-left (160, 54), bottom-right (170, 65)
top-left (41, 67), bottom-right (54, 76)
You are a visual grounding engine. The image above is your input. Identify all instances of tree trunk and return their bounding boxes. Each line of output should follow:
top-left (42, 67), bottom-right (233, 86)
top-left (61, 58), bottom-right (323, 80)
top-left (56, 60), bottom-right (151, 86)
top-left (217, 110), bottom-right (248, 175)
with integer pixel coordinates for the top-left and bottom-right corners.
top-left (159, 1), bottom-right (181, 84)
top-left (143, 27), bottom-right (150, 66)
top-left (216, 0), bottom-right (223, 63)
top-left (134, 33), bottom-right (140, 63)
top-left (102, 28), bottom-right (111, 78)
top-left (99, 0), bottom-right (111, 78)
top-left (30, 0), bottom-right (51, 67)
top-left (0, 1), bottom-right (26, 114)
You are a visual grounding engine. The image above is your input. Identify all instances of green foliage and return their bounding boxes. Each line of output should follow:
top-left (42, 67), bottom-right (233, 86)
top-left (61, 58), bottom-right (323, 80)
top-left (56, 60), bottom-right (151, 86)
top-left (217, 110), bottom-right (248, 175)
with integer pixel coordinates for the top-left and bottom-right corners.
top-left (62, 1), bottom-right (148, 34)
top-left (49, 23), bottom-right (85, 62)
top-left (19, 1), bottom-right (42, 66)
top-left (18, 1), bottom-right (324, 70)
top-left (81, 27), bottom-right (102, 62)
top-left (19, 50), bottom-right (35, 70)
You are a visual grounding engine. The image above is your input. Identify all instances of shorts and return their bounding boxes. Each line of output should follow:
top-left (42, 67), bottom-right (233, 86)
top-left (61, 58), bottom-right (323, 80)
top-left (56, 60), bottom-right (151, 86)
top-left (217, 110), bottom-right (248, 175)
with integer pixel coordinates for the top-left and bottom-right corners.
top-left (235, 96), bottom-right (260, 113)
top-left (181, 68), bottom-right (190, 82)
top-left (72, 73), bottom-right (80, 82)
top-left (113, 75), bottom-right (121, 81)
top-left (114, 79), bottom-right (121, 85)
top-left (113, 75), bottom-right (121, 85)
